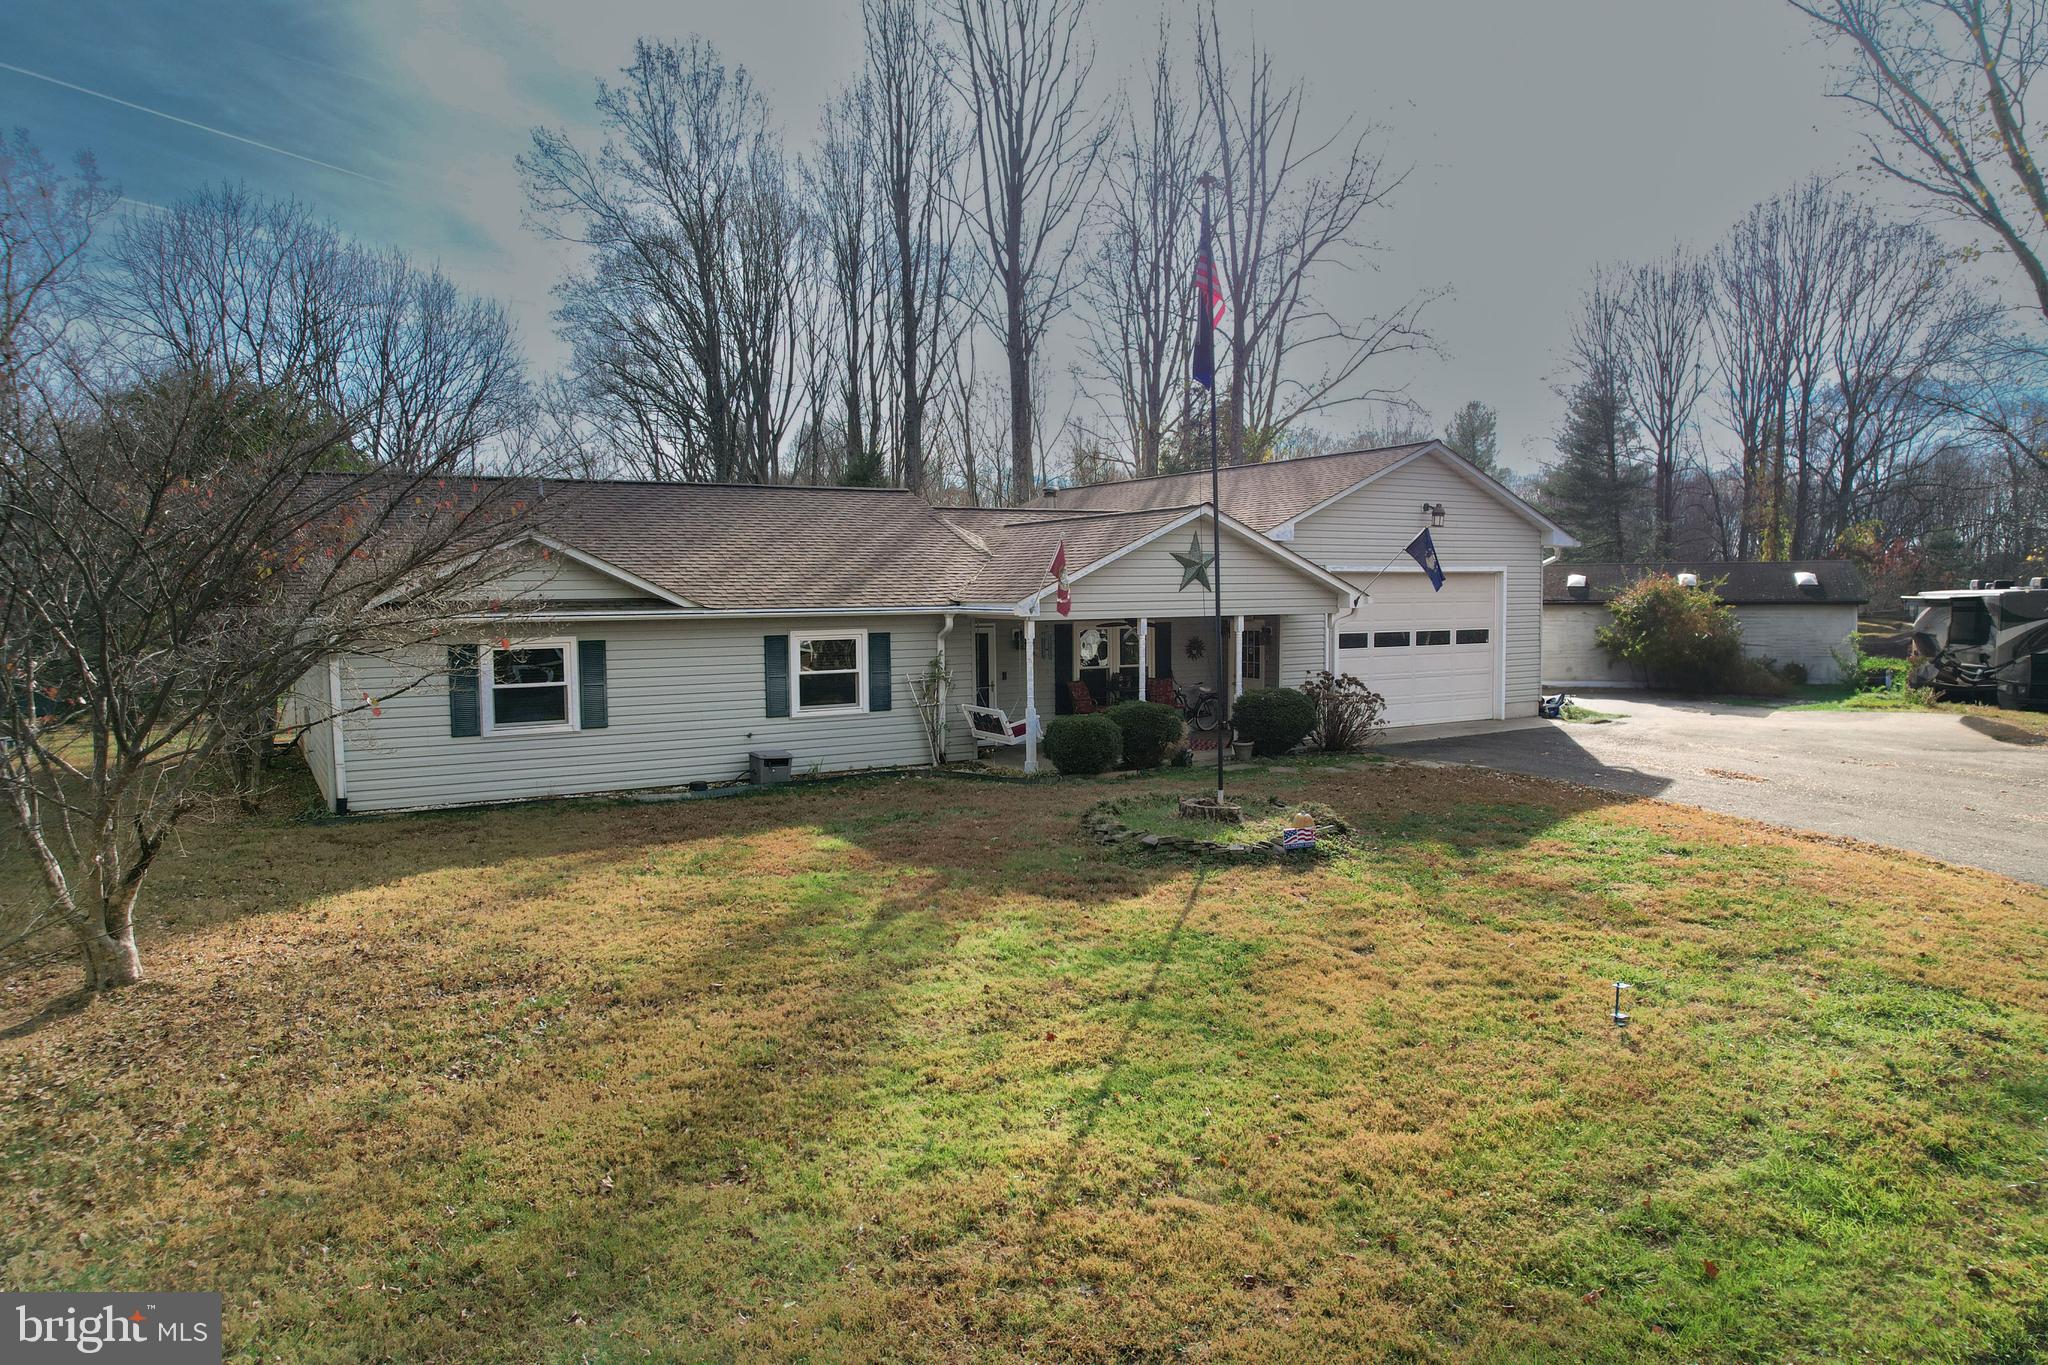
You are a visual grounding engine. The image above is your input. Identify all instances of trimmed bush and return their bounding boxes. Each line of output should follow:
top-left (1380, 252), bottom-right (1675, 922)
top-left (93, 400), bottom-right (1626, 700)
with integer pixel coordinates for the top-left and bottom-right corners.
top-left (1105, 700), bottom-right (1184, 770)
top-left (1595, 573), bottom-right (1747, 692)
top-left (1042, 713), bottom-right (1123, 775)
top-left (1230, 686), bottom-right (1316, 757)
top-left (1303, 670), bottom-right (1387, 752)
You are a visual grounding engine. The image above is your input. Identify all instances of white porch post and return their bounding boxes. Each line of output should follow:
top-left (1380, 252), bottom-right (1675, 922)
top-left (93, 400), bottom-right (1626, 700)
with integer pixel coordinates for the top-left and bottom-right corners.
top-left (1022, 616), bottom-right (1039, 774)
top-left (1137, 616), bottom-right (1149, 700)
top-left (1232, 613), bottom-right (1246, 697)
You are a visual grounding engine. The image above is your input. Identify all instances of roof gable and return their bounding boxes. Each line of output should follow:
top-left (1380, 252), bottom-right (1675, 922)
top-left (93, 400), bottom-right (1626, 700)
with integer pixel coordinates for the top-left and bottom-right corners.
top-left (1037, 442), bottom-right (1575, 546)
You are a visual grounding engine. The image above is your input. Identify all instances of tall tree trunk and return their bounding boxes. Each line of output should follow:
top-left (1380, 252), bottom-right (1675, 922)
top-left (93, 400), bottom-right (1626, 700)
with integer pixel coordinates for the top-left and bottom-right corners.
top-left (1006, 294), bottom-right (1031, 498)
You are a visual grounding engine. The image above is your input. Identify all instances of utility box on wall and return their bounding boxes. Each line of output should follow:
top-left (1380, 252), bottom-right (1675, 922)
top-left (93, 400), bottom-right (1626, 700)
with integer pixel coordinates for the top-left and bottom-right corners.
top-left (749, 748), bottom-right (793, 784)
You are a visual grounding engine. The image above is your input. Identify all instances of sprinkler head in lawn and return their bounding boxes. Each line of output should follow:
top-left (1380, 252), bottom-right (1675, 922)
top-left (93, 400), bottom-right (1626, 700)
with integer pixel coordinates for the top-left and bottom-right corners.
top-left (1611, 981), bottom-right (1633, 1027)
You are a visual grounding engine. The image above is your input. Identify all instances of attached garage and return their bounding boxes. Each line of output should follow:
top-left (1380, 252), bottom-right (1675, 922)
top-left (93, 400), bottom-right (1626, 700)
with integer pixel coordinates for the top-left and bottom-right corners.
top-left (1335, 570), bottom-right (1502, 725)
top-left (1542, 560), bottom-right (1869, 687)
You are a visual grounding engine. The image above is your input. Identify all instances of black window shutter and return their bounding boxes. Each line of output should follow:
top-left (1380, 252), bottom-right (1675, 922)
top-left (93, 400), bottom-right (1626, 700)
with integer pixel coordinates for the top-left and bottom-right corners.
top-left (448, 645), bottom-right (480, 737)
top-left (1053, 623), bottom-right (1074, 714)
top-left (764, 635), bottom-right (790, 717)
top-left (868, 632), bottom-right (892, 711)
top-left (1264, 625), bottom-right (1279, 686)
top-left (1156, 622), bottom-right (1174, 681)
top-left (578, 639), bottom-right (609, 729)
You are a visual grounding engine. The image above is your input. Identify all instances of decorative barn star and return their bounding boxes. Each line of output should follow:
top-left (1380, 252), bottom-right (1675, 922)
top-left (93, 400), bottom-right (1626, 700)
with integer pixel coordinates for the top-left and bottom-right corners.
top-left (1171, 531), bottom-right (1215, 591)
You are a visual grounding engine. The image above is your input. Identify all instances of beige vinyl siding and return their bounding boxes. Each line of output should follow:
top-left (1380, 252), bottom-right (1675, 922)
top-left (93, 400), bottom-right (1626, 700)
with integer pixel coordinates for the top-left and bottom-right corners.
top-left (1063, 521), bottom-right (1347, 618)
top-left (333, 614), bottom-right (944, 812)
top-left (487, 550), bottom-right (653, 602)
top-left (288, 665), bottom-right (339, 809)
top-left (1275, 614), bottom-right (1329, 689)
top-left (1286, 450), bottom-right (1545, 719)
top-left (1543, 602), bottom-right (1860, 685)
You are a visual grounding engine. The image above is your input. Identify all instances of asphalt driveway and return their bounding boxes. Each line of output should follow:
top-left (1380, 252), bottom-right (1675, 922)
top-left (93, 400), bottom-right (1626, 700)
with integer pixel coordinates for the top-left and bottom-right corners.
top-left (1385, 696), bottom-right (2048, 884)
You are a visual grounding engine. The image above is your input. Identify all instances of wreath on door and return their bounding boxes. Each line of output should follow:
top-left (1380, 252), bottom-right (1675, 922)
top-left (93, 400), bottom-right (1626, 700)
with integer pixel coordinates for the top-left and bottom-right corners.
top-left (1184, 637), bottom-right (1206, 660)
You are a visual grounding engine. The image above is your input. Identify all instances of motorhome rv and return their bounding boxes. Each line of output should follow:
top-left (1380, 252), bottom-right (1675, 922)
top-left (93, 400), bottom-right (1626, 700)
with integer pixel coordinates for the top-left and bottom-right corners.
top-left (1903, 578), bottom-right (2048, 710)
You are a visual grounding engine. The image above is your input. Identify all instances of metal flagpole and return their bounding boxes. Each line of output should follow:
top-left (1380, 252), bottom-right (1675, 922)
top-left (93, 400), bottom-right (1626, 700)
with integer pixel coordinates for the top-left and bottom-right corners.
top-left (1204, 179), bottom-right (1227, 805)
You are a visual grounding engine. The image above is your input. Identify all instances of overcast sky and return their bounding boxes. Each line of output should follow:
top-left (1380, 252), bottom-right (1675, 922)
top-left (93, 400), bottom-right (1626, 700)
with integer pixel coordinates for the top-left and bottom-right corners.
top-left (3, 0), bottom-right (1902, 473)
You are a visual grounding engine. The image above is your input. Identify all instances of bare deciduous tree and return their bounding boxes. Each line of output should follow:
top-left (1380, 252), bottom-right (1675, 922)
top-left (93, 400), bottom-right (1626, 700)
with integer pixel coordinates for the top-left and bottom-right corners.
top-left (522, 38), bottom-right (809, 483)
top-left (1078, 24), bottom-right (1204, 479)
top-left (866, 0), bottom-right (969, 495)
top-left (0, 132), bottom-right (115, 397)
top-left (950, 0), bottom-right (1106, 500)
top-left (812, 80), bottom-right (890, 486)
top-left (1618, 248), bottom-right (1713, 557)
top-left (1790, 0), bottom-right (2048, 320)
top-left (1196, 4), bottom-right (1436, 463)
top-left (0, 186), bottom-right (540, 993)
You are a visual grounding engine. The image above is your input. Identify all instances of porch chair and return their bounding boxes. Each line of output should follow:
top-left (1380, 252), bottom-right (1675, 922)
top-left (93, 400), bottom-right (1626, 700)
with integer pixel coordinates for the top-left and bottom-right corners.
top-left (1066, 681), bottom-right (1101, 714)
top-left (1146, 678), bottom-right (1178, 706)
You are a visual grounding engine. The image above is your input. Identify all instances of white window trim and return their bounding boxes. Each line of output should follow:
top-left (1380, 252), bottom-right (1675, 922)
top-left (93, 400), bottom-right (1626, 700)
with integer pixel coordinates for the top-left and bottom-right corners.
top-left (480, 636), bottom-right (581, 737)
top-left (791, 628), bottom-right (869, 716)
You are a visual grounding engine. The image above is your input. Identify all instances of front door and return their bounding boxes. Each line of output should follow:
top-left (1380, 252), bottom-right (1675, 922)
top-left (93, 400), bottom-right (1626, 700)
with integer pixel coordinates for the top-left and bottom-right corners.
top-left (974, 629), bottom-right (994, 706)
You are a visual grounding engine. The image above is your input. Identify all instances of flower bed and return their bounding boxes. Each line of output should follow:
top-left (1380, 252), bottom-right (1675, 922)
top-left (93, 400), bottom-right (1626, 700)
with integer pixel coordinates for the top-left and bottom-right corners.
top-left (1080, 794), bottom-right (1352, 860)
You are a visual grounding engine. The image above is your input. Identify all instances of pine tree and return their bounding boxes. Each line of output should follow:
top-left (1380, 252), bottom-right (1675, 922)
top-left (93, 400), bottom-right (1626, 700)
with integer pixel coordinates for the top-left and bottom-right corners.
top-left (1537, 376), bottom-right (1650, 560)
top-left (1441, 400), bottom-right (1502, 478)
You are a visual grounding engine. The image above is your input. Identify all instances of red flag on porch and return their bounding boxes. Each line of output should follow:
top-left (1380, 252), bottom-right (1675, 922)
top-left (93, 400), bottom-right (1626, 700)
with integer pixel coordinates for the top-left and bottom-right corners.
top-left (1049, 539), bottom-right (1071, 617)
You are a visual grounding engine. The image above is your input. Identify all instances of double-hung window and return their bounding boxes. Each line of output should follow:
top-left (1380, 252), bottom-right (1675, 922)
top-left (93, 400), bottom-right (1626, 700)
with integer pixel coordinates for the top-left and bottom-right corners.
top-left (482, 639), bottom-right (578, 734)
top-left (793, 631), bottom-right (866, 713)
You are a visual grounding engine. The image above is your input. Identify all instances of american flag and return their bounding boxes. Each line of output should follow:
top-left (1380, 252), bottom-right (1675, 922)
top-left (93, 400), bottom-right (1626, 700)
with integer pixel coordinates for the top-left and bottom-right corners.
top-left (1192, 195), bottom-right (1224, 390)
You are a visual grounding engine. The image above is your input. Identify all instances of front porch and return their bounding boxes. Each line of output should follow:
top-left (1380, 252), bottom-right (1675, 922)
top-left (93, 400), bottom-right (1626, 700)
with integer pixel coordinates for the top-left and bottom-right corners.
top-left (938, 505), bottom-right (1359, 772)
top-left (949, 611), bottom-right (1334, 772)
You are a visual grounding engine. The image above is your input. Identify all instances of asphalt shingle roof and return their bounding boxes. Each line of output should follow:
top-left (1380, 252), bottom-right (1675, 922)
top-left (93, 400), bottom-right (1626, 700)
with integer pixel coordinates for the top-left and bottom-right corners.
top-left (1031, 443), bottom-right (1432, 529)
top-left (1543, 560), bottom-right (1870, 606)
top-left (438, 451), bottom-right (1435, 613)
top-left (463, 478), bottom-right (1211, 611)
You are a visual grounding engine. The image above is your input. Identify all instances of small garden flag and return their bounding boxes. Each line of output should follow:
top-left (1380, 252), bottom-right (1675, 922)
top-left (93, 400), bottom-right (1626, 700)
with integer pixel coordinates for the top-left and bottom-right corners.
top-left (1049, 539), bottom-right (1071, 616)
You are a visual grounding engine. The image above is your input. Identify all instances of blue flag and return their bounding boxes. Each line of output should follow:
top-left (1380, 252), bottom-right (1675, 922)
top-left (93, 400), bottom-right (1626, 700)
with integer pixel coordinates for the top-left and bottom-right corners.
top-left (1406, 528), bottom-right (1445, 591)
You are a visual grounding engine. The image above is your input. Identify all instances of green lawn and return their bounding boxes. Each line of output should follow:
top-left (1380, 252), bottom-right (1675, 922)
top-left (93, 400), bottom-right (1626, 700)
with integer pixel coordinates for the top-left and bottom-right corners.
top-left (2, 759), bottom-right (2044, 1361)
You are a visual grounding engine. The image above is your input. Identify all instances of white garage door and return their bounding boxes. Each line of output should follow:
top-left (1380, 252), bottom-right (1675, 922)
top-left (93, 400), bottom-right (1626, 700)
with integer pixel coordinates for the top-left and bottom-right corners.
top-left (1335, 572), bottom-right (1500, 726)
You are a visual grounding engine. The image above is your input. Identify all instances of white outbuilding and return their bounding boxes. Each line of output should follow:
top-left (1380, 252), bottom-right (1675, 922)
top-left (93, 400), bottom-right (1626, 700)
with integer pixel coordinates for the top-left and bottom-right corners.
top-left (1542, 560), bottom-right (1869, 687)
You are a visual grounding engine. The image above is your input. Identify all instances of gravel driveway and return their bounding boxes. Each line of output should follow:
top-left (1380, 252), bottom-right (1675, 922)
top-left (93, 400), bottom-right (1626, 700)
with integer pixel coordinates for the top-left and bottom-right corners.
top-left (1386, 696), bottom-right (2048, 885)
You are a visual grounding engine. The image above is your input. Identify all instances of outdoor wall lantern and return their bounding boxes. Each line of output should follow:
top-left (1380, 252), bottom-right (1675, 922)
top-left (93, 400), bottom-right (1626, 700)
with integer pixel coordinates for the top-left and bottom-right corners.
top-left (1424, 502), bottom-right (1446, 528)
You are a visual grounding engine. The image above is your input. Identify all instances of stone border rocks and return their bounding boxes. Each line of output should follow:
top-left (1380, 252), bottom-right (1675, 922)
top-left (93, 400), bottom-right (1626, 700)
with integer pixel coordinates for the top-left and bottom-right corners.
top-left (1081, 795), bottom-right (1353, 861)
